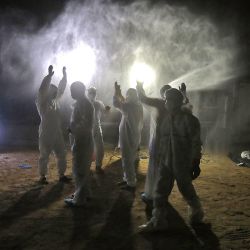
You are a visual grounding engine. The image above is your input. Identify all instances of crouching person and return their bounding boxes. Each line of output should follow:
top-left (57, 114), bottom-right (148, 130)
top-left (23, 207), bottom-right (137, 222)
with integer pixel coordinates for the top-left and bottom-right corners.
top-left (139, 88), bottom-right (203, 231)
top-left (64, 81), bottom-right (94, 207)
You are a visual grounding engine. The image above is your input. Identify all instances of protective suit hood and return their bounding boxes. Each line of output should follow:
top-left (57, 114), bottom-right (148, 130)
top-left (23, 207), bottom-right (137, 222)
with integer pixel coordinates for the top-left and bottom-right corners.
top-left (71, 81), bottom-right (86, 100)
top-left (160, 84), bottom-right (171, 99)
top-left (165, 88), bottom-right (183, 113)
top-left (126, 88), bottom-right (139, 103)
top-left (88, 87), bottom-right (97, 102)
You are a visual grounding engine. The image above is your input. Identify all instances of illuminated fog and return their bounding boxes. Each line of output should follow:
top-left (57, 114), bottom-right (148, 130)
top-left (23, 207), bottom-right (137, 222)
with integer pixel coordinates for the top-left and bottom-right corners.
top-left (0, 0), bottom-right (239, 105)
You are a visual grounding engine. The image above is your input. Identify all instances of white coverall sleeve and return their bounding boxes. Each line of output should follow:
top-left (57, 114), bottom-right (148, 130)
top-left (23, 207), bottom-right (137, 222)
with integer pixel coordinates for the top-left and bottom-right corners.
top-left (137, 84), bottom-right (163, 108)
top-left (113, 95), bottom-right (127, 112)
top-left (38, 75), bottom-right (52, 98)
top-left (56, 74), bottom-right (67, 100)
top-left (37, 75), bottom-right (52, 113)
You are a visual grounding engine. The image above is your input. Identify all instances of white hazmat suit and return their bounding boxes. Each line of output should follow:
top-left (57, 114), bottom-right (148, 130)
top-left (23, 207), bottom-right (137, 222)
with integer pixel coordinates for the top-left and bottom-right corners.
top-left (88, 88), bottom-right (107, 171)
top-left (136, 83), bottom-right (170, 201)
top-left (113, 87), bottom-right (143, 188)
top-left (36, 66), bottom-right (67, 181)
top-left (139, 88), bottom-right (203, 231)
top-left (65, 81), bottom-right (94, 206)
top-left (137, 83), bottom-right (192, 203)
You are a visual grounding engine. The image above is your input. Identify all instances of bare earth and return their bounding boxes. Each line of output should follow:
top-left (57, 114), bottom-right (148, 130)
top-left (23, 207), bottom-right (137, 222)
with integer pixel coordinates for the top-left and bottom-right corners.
top-left (0, 147), bottom-right (249, 250)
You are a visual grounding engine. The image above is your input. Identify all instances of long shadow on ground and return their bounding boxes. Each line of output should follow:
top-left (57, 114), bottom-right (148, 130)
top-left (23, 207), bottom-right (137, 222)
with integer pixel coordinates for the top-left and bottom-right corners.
top-left (85, 191), bottom-right (135, 250)
top-left (0, 182), bottom-right (66, 232)
top-left (0, 158), bottom-right (126, 250)
top-left (68, 158), bottom-right (136, 250)
top-left (191, 223), bottom-right (221, 250)
top-left (140, 203), bottom-right (220, 250)
top-left (0, 156), bottom-right (221, 250)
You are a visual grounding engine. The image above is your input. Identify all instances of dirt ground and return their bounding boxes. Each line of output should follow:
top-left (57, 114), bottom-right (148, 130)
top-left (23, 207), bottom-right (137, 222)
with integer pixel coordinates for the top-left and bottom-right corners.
top-left (0, 146), bottom-right (249, 250)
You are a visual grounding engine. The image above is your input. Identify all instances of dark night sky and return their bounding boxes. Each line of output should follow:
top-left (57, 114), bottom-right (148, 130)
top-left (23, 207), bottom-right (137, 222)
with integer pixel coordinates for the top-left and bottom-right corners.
top-left (1, 0), bottom-right (249, 33)
top-left (0, 0), bottom-right (249, 54)
top-left (0, 0), bottom-right (249, 71)
top-left (0, 0), bottom-right (249, 122)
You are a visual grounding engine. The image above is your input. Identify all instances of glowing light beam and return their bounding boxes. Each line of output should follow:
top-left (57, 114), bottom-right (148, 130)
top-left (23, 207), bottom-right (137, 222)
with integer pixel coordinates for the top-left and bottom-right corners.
top-left (53, 42), bottom-right (96, 84)
top-left (129, 62), bottom-right (156, 89)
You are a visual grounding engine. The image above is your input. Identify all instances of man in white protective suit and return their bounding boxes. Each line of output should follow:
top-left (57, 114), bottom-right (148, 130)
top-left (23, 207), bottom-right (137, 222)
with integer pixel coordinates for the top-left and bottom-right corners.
top-left (139, 88), bottom-right (203, 232)
top-left (87, 87), bottom-right (111, 174)
top-left (36, 65), bottom-right (70, 184)
top-left (137, 82), bottom-right (192, 206)
top-left (64, 81), bottom-right (94, 207)
top-left (136, 82), bottom-right (171, 205)
top-left (113, 82), bottom-right (143, 192)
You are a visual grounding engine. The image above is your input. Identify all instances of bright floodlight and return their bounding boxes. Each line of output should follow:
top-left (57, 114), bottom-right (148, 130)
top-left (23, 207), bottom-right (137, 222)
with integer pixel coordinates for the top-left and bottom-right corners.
top-left (129, 62), bottom-right (156, 89)
top-left (54, 42), bottom-right (96, 84)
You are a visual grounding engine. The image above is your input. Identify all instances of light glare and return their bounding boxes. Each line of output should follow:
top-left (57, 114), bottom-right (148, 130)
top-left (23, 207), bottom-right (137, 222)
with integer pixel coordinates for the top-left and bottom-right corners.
top-left (54, 42), bottom-right (96, 84)
top-left (129, 62), bottom-right (156, 89)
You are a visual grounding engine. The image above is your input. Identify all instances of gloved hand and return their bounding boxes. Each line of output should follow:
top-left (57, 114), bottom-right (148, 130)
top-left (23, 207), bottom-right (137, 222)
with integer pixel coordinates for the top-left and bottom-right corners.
top-left (179, 82), bottom-right (186, 95)
top-left (136, 81), bottom-right (145, 95)
top-left (48, 65), bottom-right (54, 77)
top-left (63, 66), bottom-right (67, 78)
top-left (114, 81), bottom-right (121, 96)
top-left (179, 82), bottom-right (189, 104)
top-left (191, 158), bottom-right (201, 180)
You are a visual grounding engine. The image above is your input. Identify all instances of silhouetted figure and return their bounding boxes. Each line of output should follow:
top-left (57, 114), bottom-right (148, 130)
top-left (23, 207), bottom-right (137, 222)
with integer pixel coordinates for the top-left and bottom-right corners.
top-left (113, 82), bottom-right (143, 192)
top-left (87, 87), bottom-right (111, 174)
top-left (136, 82), bottom-right (171, 205)
top-left (64, 81), bottom-right (94, 207)
top-left (139, 88), bottom-right (203, 232)
top-left (137, 82), bottom-right (192, 205)
top-left (36, 65), bottom-right (70, 184)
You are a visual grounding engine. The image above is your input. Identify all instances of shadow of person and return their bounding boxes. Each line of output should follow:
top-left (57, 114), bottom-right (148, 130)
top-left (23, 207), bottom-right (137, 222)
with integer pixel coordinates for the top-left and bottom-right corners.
top-left (85, 191), bottom-right (136, 250)
top-left (105, 158), bottom-right (123, 175)
top-left (145, 204), bottom-right (154, 221)
top-left (67, 205), bottom-right (92, 250)
top-left (67, 158), bottom-right (123, 249)
top-left (140, 203), bottom-right (207, 250)
top-left (191, 223), bottom-right (221, 250)
top-left (69, 158), bottom-right (136, 250)
top-left (0, 182), bottom-right (65, 232)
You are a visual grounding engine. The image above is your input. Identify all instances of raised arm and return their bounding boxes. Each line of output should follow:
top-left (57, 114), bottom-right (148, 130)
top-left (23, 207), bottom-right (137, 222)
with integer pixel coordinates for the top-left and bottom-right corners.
top-left (179, 82), bottom-right (189, 104)
top-left (57, 66), bottom-right (67, 99)
top-left (39, 65), bottom-right (54, 97)
top-left (113, 81), bottom-right (126, 111)
top-left (113, 95), bottom-right (123, 110)
top-left (136, 81), bottom-right (163, 108)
